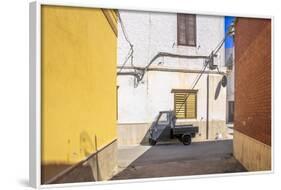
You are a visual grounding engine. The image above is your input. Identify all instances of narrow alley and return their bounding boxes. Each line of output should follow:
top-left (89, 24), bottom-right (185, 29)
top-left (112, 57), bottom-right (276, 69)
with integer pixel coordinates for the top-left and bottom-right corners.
top-left (112, 140), bottom-right (246, 180)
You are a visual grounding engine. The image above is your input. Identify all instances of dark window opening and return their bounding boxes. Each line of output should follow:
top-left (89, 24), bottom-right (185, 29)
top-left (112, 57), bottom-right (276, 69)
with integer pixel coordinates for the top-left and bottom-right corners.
top-left (177, 14), bottom-right (197, 46)
top-left (228, 101), bottom-right (234, 123)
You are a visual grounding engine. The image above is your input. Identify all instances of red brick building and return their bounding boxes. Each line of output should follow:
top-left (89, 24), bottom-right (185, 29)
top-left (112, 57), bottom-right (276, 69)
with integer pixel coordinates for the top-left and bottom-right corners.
top-left (233, 17), bottom-right (271, 171)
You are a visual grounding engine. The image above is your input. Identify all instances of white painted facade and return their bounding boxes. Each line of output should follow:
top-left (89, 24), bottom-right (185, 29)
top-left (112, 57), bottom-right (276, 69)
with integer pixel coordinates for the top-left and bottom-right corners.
top-left (225, 46), bottom-right (235, 123)
top-left (117, 10), bottom-right (228, 144)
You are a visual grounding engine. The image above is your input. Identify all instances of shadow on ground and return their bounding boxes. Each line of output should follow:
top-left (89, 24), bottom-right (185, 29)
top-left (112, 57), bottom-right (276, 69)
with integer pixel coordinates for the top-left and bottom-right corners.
top-left (18, 179), bottom-right (29, 187)
top-left (42, 163), bottom-right (95, 185)
top-left (112, 140), bottom-right (247, 180)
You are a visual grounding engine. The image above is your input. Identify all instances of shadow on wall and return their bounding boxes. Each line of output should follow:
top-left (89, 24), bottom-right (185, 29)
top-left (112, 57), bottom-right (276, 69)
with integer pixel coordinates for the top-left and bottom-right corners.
top-left (140, 122), bottom-right (154, 145)
top-left (139, 119), bottom-right (175, 145)
top-left (214, 80), bottom-right (222, 100)
top-left (42, 163), bottom-right (95, 184)
top-left (80, 131), bottom-right (96, 157)
top-left (79, 132), bottom-right (102, 182)
top-left (139, 78), bottom-right (225, 146)
top-left (42, 131), bottom-right (100, 184)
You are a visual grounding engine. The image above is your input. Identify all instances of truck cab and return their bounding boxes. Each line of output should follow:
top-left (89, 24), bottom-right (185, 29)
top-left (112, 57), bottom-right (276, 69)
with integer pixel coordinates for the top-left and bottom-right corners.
top-left (149, 111), bottom-right (199, 145)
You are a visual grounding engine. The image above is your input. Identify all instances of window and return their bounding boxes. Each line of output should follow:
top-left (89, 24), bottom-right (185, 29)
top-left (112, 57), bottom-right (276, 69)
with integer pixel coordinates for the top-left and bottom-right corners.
top-left (158, 112), bottom-right (169, 125)
top-left (172, 89), bottom-right (197, 119)
top-left (177, 14), bottom-right (196, 46)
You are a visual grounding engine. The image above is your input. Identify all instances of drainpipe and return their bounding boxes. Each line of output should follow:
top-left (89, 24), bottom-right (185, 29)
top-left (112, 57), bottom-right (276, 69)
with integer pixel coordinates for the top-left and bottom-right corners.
top-left (206, 74), bottom-right (209, 139)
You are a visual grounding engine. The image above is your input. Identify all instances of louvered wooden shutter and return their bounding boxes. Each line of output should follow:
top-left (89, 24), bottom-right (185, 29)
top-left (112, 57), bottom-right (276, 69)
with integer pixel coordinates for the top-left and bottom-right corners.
top-left (175, 93), bottom-right (187, 119)
top-left (186, 93), bottom-right (196, 118)
top-left (174, 92), bottom-right (197, 119)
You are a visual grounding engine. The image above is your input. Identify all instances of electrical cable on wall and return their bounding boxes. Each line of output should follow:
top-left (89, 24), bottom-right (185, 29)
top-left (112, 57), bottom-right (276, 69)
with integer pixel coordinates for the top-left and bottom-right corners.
top-left (175, 60), bottom-right (208, 114)
top-left (175, 34), bottom-right (228, 114)
top-left (117, 12), bottom-right (143, 87)
top-left (117, 12), bottom-right (135, 73)
top-left (117, 13), bottom-right (234, 90)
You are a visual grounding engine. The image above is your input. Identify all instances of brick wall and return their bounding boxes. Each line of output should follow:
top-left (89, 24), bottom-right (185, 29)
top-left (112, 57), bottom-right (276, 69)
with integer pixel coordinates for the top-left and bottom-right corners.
top-left (234, 18), bottom-right (271, 146)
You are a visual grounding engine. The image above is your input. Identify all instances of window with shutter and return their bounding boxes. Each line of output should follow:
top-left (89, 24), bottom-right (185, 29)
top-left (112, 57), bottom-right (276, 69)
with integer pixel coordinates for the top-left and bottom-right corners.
top-left (177, 14), bottom-right (196, 46)
top-left (173, 90), bottom-right (197, 119)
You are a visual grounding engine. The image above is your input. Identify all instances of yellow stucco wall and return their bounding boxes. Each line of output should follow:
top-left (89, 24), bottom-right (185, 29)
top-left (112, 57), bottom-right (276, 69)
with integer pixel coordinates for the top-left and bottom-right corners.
top-left (41, 5), bottom-right (117, 164)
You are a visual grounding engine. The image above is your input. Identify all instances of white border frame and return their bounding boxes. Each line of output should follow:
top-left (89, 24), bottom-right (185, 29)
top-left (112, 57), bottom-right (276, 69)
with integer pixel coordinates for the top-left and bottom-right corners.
top-left (29, 0), bottom-right (274, 189)
top-left (29, 1), bottom-right (41, 188)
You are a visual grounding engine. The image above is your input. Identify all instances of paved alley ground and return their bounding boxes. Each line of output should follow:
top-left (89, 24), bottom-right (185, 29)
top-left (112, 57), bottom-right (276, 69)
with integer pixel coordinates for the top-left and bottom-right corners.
top-left (111, 140), bottom-right (246, 180)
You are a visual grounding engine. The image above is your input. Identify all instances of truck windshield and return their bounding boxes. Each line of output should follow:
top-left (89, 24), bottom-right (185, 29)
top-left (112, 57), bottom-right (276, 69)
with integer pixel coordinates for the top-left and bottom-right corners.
top-left (158, 113), bottom-right (169, 125)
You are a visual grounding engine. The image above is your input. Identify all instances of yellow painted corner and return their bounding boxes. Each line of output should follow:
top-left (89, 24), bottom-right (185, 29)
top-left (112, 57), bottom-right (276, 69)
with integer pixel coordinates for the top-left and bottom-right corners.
top-left (41, 5), bottom-right (117, 165)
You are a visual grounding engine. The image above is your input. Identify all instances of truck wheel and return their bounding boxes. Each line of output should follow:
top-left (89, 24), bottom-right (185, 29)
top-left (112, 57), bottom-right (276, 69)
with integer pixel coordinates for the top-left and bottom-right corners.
top-left (149, 138), bottom-right (157, 146)
top-left (182, 134), bottom-right (191, 145)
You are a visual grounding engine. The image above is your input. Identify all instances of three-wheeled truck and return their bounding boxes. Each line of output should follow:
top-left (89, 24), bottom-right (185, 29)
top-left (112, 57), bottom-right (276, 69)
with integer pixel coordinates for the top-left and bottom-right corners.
top-left (148, 111), bottom-right (199, 145)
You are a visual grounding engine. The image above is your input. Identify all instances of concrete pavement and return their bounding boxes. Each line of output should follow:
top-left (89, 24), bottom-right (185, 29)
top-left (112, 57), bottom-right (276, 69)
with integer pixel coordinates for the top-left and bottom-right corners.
top-left (111, 140), bottom-right (246, 180)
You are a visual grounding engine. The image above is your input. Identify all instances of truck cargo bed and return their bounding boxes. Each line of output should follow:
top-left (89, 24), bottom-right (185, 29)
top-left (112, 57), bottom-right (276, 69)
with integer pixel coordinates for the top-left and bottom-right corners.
top-left (173, 125), bottom-right (199, 135)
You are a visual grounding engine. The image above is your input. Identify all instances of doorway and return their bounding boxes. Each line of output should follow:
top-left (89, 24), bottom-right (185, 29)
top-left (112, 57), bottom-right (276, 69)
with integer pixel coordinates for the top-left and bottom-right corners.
top-left (228, 101), bottom-right (234, 123)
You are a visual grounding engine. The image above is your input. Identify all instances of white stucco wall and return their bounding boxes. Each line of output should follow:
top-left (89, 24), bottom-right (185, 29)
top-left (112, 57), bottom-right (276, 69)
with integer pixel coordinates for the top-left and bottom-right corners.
top-left (117, 10), bottom-right (226, 125)
top-left (225, 46), bottom-right (235, 123)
